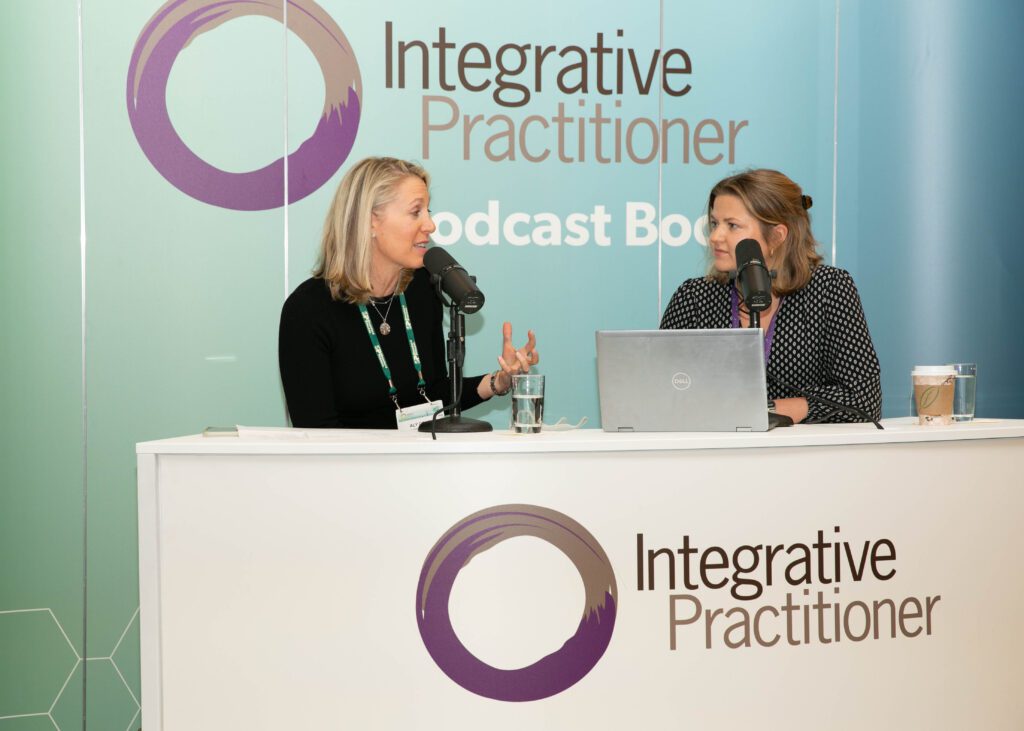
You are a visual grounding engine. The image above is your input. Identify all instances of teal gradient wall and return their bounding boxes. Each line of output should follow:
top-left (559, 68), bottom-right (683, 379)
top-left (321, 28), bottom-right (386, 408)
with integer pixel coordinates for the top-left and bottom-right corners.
top-left (1, 1), bottom-right (1021, 728)
top-left (1, 3), bottom-right (86, 730)
top-left (836, 0), bottom-right (1024, 418)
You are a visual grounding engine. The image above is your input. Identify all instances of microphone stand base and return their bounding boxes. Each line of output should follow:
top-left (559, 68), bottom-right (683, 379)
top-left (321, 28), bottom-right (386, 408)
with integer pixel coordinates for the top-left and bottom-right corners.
top-left (418, 416), bottom-right (493, 434)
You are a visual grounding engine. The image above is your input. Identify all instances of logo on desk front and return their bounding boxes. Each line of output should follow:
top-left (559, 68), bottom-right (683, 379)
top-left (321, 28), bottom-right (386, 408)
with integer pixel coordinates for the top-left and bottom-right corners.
top-left (127, 0), bottom-right (361, 210)
top-left (416, 504), bottom-right (617, 702)
top-left (672, 372), bottom-right (692, 390)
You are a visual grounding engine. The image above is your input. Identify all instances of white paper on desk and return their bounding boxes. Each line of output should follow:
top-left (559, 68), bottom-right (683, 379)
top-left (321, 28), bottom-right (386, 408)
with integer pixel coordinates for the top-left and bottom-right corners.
top-left (235, 425), bottom-right (310, 440)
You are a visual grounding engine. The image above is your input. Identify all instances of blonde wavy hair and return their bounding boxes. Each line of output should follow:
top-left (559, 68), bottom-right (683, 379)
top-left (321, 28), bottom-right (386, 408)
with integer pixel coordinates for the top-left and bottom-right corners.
top-left (314, 157), bottom-right (430, 303)
top-left (706, 169), bottom-right (822, 296)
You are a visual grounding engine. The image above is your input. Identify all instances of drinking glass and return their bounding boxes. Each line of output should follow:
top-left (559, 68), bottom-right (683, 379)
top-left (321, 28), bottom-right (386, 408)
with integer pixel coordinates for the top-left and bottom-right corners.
top-left (511, 374), bottom-right (545, 434)
top-left (948, 363), bottom-right (977, 422)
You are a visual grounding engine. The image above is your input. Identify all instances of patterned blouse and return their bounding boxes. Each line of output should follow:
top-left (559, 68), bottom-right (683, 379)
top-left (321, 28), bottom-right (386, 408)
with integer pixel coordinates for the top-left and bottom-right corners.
top-left (659, 265), bottom-right (882, 423)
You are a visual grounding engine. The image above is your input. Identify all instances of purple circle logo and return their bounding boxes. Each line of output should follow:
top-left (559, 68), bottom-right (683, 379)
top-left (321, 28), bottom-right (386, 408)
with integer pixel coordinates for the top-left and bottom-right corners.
top-left (416, 505), bottom-right (617, 702)
top-left (127, 0), bottom-right (361, 211)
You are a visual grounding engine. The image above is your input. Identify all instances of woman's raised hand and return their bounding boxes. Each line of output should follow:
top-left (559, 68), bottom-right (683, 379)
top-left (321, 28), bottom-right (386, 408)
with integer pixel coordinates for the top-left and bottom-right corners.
top-left (498, 322), bottom-right (538, 375)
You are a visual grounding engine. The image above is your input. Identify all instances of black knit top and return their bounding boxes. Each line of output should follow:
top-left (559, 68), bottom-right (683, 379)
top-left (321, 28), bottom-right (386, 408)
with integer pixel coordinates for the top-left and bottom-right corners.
top-left (659, 265), bottom-right (882, 422)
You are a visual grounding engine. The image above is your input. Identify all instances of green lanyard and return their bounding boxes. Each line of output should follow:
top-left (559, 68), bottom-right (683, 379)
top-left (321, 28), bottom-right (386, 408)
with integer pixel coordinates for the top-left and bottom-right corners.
top-left (358, 293), bottom-right (428, 409)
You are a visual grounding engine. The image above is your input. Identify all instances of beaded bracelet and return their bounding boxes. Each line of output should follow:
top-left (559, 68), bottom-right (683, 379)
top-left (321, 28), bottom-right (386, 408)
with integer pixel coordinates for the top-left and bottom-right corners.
top-left (490, 370), bottom-right (511, 397)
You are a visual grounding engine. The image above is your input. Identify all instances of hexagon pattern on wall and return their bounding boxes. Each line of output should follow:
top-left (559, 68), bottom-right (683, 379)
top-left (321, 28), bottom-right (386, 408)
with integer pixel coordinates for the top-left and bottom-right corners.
top-left (0, 609), bottom-right (79, 722)
top-left (0, 608), bottom-right (140, 731)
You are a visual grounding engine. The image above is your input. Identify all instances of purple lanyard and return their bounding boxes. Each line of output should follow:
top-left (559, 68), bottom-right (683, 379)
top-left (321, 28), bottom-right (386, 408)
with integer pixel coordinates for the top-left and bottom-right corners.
top-left (731, 286), bottom-right (781, 363)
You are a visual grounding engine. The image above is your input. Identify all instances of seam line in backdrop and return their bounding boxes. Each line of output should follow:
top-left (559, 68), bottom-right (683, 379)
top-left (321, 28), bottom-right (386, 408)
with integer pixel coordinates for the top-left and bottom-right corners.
top-left (832, 0), bottom-right (840, 266)
top-left (77, 0), bottom-right (89, 727)
top-left (284, 0), bottom-right (291, 297)
top-left (656, 0), bottom-right (665, 323)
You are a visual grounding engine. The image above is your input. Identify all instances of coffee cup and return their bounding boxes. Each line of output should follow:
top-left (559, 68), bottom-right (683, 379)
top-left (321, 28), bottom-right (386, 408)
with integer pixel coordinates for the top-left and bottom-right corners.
top-left (912, 365), bottom-right (956, 426)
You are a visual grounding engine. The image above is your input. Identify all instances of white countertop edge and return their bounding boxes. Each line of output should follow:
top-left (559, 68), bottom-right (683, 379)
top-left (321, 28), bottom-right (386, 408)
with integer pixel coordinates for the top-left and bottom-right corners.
top-left (136, 418), bottom-right (1024, 455)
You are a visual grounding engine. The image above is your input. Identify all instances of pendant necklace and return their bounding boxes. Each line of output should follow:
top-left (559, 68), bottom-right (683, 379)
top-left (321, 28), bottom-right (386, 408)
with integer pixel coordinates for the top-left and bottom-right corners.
top-left (368, 285), bottom-right (398, 336)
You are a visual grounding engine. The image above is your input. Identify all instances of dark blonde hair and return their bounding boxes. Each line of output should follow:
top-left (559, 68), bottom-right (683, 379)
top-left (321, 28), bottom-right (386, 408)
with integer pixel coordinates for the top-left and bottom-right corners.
top-left (707, 169), bottom-right (822, 295)
top-left (314, 157), bottom-right (430, 303)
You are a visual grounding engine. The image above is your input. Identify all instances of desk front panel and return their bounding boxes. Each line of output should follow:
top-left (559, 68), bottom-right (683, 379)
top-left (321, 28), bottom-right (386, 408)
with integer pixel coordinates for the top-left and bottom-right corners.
top-left (141, 437), bottom-right (1024, 730)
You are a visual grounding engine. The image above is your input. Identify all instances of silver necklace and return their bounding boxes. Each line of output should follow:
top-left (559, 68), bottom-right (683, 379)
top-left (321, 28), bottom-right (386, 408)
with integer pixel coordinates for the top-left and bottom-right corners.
top-left (367, 286), bottom-right (398, 336)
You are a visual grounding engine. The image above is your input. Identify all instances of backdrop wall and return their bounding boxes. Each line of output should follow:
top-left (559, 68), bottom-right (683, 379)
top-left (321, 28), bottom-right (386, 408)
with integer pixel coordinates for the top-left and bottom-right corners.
top-left (1, 0), bottom-right (1021, 728)
top-left (836, 0), bottom-right (1024, 418)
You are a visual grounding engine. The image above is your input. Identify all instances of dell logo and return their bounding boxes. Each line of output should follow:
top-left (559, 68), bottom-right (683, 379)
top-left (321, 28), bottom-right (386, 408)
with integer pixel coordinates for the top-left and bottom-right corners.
top-left (671, 372), bottom-right (692, 390)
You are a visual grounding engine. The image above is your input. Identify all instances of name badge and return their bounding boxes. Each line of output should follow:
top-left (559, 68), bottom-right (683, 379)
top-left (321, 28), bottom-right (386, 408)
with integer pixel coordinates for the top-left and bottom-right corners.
top-left (395, 399), bottom-right (445, 430)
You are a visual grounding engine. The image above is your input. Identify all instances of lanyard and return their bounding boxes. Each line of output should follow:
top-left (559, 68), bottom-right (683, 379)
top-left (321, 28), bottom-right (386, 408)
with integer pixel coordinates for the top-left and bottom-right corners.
top-left (358, 293), bottom-right (428, 408)
top-left (731, 286), bottom-right (782, 363)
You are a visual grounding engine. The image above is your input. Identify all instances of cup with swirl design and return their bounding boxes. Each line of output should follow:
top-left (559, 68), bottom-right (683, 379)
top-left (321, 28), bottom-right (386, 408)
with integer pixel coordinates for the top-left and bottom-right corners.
top-left (912, 365), bottom-right (956, 425)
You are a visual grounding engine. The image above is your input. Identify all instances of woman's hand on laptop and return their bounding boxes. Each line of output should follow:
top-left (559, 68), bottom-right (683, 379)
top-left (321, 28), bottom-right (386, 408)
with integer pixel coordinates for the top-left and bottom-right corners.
top-left (774, 398), bottom-right (808, 423)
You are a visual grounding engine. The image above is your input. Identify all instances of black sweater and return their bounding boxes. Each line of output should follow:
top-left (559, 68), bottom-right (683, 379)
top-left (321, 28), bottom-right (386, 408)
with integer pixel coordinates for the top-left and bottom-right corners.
top-left (660, 265), bottom-right (882, 423)
top-left (279, 269), bottom-right (485, 428)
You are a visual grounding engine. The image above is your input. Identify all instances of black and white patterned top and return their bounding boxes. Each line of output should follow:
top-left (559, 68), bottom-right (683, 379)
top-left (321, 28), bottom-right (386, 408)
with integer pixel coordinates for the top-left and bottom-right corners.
top-left (660, 265), bottom-right (882, 423)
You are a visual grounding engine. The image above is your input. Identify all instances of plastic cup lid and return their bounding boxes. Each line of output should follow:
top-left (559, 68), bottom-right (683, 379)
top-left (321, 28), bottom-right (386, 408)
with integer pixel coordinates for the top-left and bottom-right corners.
top-left (912, 365), bottom-right (956, 375)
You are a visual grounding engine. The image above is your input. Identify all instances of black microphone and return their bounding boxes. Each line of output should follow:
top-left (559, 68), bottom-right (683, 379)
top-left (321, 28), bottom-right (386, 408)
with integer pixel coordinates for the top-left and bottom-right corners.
top-left (423, 247), bottom-right (485, 314)
top-left (734, 238), bottom-right (773, 312)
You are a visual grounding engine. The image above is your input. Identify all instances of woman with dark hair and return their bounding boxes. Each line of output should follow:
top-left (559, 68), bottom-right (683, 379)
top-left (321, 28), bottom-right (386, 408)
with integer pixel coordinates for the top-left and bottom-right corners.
top-left (660, 169), bottom-right (881, 423)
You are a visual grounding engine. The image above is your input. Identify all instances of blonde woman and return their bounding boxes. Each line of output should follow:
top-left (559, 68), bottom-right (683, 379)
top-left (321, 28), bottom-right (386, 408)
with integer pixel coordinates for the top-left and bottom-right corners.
top-left (660, 169), bottom-right (881, 424)
top-left (280, 157), bottom-right (538, 428)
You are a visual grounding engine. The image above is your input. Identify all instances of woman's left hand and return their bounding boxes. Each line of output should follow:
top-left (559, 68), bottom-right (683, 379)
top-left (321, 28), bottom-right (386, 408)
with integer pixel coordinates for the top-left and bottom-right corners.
top-left (492, 323), bottom-right (539, 395)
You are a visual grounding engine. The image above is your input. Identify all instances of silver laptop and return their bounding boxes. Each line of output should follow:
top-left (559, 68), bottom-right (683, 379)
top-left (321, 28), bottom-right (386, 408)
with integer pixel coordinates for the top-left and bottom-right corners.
top-left (596, 329), bottom-right (770, 432)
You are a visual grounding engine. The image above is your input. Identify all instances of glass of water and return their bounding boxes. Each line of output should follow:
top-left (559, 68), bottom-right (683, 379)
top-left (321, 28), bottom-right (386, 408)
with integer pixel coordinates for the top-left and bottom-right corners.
top-left (511, 374), bottom-right (545, 434)
top-left (948, 362), bottom-right (977, 422)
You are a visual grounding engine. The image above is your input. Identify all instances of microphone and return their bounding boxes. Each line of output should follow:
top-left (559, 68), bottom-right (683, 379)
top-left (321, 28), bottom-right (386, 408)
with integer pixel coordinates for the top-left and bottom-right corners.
top-left (734, 239), bottom-right (773, 313)
top-left (423, 248), bottom-right (485, 314)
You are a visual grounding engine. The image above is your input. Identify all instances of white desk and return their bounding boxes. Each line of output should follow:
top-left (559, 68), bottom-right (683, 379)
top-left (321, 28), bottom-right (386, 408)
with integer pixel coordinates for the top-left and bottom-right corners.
top-left (138, 420), bottom-right (1024, 730)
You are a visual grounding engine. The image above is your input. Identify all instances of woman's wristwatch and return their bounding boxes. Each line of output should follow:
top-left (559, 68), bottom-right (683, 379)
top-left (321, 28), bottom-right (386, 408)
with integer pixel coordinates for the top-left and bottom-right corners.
top-left (490, 370), bottom-right (511, 397)
top-left (767, 399), bottom-right (777, 413)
